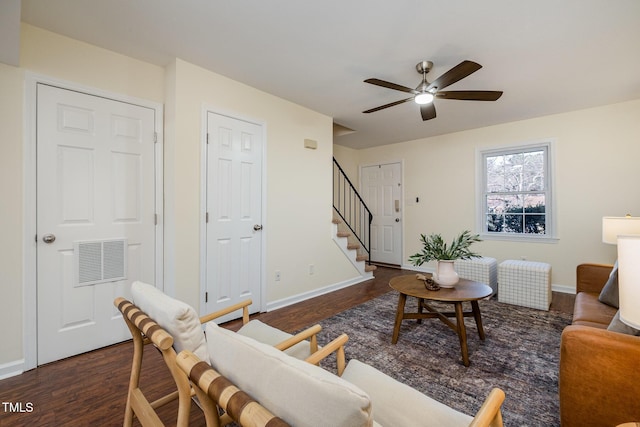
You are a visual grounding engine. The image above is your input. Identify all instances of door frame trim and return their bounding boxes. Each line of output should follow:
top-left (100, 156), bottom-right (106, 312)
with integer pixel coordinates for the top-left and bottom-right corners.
top-left (199, 105), bottom-right (267, 315)
top-left (358, 159), bottom-right (405, 266)
top-left (23, 72), bottom-right (164, 370)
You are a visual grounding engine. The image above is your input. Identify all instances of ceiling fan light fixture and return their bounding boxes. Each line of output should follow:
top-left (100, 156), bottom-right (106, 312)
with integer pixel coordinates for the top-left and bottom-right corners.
top-left (414, 92), bottom-right (434, 105)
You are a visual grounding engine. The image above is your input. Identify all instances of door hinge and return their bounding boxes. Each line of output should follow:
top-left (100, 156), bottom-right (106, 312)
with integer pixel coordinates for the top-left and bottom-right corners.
top-left (205, 292), bottom-right (208, 303)
top-left (154, 213), bottom-right (158, 225)
top-left (35, 234), bottom-right (38, 243)
top-left (206, 212), bottom-right (209, 223)
top-left (154, 132), bottom-right (158, 143)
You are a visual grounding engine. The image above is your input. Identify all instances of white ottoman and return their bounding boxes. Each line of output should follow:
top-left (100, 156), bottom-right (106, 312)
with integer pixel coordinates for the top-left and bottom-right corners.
top-left (498, 260), bottom-right (552, 310)
top-left (454, 257), bottom-right (498, 295)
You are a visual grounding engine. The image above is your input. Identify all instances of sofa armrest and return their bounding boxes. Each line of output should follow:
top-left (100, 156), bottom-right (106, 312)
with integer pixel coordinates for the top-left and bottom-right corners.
top-left (559, 325), bottom-right (640, 427)
top-left (576, 263), bottom-right (613, 294)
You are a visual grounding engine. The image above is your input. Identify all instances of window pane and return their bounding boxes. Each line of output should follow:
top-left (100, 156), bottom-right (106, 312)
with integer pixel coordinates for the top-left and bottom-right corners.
top-left (523, 150), bottom-right (545, 191)
top-left (486, 155), bottom-right (505, 192)
top-left (504, 153), bottom-right (524, 191)
top-left (524, 194), bottom-right (545, 213)
top-left (487, 195), bottom-right (523, 214)
top-left (487, 214), bottom-right (504, 232)
top-left (524, 214), bottom-right (546, 234)
top-left (503, 214), bottom-right (523, 233)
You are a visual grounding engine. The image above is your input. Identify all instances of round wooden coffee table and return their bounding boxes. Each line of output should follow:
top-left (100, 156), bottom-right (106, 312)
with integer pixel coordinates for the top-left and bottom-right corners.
top-left (389, 274), bottom-right (493, 367)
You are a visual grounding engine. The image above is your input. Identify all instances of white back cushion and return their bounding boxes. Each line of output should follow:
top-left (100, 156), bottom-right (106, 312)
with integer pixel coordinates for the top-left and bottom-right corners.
top-left (131, 281), bottom-right (208, 362)
top-left (206, 321), bottom-right (373, 427)
top-left (342, 359), bottom-right (473, 427)
top-left (237, 319), bottom-right (313, 360)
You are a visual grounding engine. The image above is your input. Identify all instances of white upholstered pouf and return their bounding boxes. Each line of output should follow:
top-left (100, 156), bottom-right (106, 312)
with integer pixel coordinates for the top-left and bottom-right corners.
top-left (498, 260), bottom-right (552, 310)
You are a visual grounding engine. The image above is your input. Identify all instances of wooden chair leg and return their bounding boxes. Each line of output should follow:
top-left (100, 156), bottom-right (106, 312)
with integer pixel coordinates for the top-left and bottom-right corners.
top-left (123, 317), bottom-right (145, 427)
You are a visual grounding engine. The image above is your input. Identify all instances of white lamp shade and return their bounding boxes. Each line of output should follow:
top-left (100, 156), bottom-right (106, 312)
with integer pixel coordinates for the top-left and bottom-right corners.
top-left (602, 216), bottom-right (640, 244)
top-left (617, 234), bottom-right (640, 329)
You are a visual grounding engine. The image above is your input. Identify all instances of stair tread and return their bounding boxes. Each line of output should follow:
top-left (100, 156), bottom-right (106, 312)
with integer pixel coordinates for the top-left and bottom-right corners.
top-left (365, 265), bottom-right (377, 272)
top-left (337, 232), bottom-right (351, 238)
top-left (347, 243), bottom-right (360, 250)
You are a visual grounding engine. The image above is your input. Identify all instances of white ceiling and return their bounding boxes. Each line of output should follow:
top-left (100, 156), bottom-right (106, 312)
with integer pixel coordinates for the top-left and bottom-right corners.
top-left (20, 0), bottom-right (640, 149)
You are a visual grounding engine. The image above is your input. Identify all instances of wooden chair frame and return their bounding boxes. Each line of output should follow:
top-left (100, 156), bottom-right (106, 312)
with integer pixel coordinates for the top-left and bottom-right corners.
top-left (115, 297), bottom-right (338, 426)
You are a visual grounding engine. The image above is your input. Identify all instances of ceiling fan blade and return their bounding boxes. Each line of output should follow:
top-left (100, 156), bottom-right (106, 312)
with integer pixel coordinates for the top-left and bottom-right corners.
top-left (426, 60), bottom-right (482, 91)
top-left (363, 97), bottom-right (414, 114)
top-left (420, 103), bottom-right (436, 121)
top-left (436, 90), bottom-right (503, 101)
top-left (364, 78), bottom-right (419, 95)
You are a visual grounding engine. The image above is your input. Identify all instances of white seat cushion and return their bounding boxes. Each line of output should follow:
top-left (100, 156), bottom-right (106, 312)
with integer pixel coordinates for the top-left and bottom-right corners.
top-left (131, 281), bottom-right (208, 362)
top-left (237, 319), bottom-right (314, 360)
top-left (206, 321), bottom-right (373, 427)
top-left (342, 359), bottom-right (473, 427)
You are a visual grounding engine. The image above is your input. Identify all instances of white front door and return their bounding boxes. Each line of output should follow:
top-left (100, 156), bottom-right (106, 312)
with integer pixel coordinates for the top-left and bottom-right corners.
top-left (204, 112), bottom-right (263, 318)
top-left (36, 84), bottom-right (157, 365)
top-left (361, 162), bottom-right (402, 265)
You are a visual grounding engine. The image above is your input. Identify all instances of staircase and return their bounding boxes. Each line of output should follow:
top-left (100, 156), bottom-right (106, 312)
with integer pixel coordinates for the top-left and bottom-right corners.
top-left (332, 157), bottom-right (376, 277)
top-left (332, 218), bottom-right (377, 276)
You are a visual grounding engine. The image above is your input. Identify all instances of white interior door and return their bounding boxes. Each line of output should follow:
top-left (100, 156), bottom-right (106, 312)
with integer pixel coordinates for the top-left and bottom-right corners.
top-left (36, 84), bottom-right (157, 365)
top-left (205, 112), bottom-right (263, 318)
top-left (361, 162), bottom-right (402, 265)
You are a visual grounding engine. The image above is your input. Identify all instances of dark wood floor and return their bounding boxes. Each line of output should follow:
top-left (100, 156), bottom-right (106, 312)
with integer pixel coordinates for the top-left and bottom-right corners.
top-left (0, 267), bottom-right (574, 426)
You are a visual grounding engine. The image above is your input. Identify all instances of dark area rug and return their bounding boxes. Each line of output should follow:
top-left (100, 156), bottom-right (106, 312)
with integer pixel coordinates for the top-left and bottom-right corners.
top-left (311, 291), bottom-right (571, 427)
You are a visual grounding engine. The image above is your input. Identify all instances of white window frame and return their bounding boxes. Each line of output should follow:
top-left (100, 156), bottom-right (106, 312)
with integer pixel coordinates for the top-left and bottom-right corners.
top-left (476, 140), bottom-right (558, 243)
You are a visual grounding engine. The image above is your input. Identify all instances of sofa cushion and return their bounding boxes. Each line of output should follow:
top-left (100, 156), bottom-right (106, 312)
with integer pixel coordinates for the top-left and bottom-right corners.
top-left (237, 319), bottom-right (313, 360)
top-left (131, 281), bottom-right (208, 362)
top-left (572, 292), bottom-right (618, 328)
top-left (206, 321), bottom-right (372, 427)
top-left (342, 359), bottom-right (473, 427)
top-left (598, 261), bottom-right (619, 308)
top-left (608, 310), bottom-right (640, 336)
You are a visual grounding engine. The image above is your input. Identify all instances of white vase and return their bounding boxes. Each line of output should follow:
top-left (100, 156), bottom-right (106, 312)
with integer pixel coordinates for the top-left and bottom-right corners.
top-left (432, 260), bottom-right (459, 288)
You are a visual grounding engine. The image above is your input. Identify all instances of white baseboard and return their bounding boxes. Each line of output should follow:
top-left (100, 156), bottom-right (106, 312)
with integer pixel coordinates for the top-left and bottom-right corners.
top-left (266, 276), bottom-right (372, 312)
top-left (552, 284), bottom-right (575, 294)
top-left (0, 359), bottom-right (24, 380)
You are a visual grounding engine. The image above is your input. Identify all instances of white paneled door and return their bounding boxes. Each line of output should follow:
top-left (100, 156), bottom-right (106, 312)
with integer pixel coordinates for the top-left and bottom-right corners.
top-left (361, 162), bottom-right (402, 265)
top-left (36, 84), bottom-right (157, 365)
top-left (205, 112), bottom-right (263, 319)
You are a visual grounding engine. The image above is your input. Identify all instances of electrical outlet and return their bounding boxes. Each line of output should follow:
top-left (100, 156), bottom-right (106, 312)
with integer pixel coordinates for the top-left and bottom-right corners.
top-left (275, 270), bottom-right (281, 281)
top-left (309, 264), bottom-right (315, 275)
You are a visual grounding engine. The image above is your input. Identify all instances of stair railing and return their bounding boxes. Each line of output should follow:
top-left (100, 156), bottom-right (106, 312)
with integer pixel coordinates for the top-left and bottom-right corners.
top-left (333, 157), bottom-right (373, 264)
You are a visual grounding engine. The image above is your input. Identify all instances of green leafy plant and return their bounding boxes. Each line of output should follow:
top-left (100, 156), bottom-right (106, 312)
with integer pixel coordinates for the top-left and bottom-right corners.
top-left (409, 230), bottom-right (482, 265)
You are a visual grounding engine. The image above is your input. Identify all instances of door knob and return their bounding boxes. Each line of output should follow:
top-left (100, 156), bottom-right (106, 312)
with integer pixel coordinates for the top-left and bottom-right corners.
top-left (395, 218), bottom-right (400, 222)
top-left (42, 234), bottom-right (56, 244)
top-left (253, 224), bottom-right (263, 231)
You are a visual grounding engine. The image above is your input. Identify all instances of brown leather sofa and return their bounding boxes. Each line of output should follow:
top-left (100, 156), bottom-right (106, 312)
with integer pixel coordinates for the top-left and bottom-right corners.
top-left (559, 263), bottom-right (640, 426)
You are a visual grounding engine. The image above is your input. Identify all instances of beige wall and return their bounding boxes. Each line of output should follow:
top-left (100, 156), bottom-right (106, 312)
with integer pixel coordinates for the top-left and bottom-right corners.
top-left (335, 99), bottom-right (640, 289)
top-left (0, 25), bottom-right (357, 369)
top-left (0, 62), bottom-right (25, 364)
top-left (0, 24), bottom-right (166, 369)
top-left (166, 59), bottom-right (358, 308)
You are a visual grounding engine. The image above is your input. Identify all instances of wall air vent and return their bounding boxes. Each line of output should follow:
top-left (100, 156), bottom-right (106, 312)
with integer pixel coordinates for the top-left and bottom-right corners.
top-left (74, 238), bottom-right (127, 287)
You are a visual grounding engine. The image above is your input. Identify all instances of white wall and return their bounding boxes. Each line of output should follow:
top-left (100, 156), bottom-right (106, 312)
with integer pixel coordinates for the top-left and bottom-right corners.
top-left (335, 99), bottom-right (640, 290)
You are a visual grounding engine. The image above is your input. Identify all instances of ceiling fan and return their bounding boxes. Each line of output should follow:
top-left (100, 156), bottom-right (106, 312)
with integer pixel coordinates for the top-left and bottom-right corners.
top-left (363, 60), bottom-right (503, 121)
